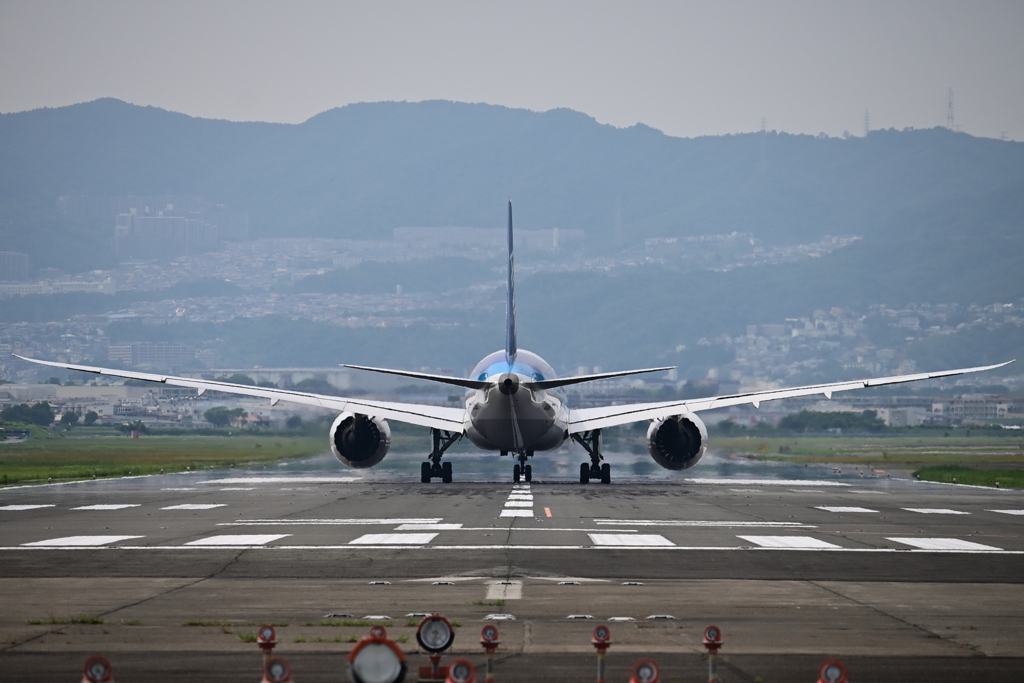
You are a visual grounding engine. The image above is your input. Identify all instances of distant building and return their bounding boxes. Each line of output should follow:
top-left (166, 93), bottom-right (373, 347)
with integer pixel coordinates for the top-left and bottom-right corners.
top-left (108, 342), bottom-right (196, 369)
top-left (0, 252), bottom-right (29, 282)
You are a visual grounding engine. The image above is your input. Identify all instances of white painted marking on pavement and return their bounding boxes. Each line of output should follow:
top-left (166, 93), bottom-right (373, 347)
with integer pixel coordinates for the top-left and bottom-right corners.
top-left (486, 580), bottom-right (523, 600)
top-left (161, 504), bottom-right (227, 510)
top-left (185, 534), bottom-right (290, 546)
top-left (737, 535), bottom-right (840, 549)
top-left (988, 510), bottom-right (1024, 516)
top-left (23, 535), bottom-right (143, 546)
top-left (500, 510), bottom-right (533, 517)
top-left (686, 479), bottom-right (851, 486)
top-left (588, 534), bottom-right (675, 547)
top-left (507, 494), bottom-right (534, 500)
top-left (595, 519), bottom-right (812, 528)
top-left (203, 477), bottom-right (361, 484)
top-left (0, 505), bottom-right (55, 511)
top-left (72, 504), bottom-right (141, 511)
top-left (220, 487), bottom-right (256, 491)
top-left (504, 501), bottom-right (533, 508)
top-left (221, 518), bottom-right (442, 526)
top-left (902, 508), bottom-right (969, 515)
top-left (349, 533), bottom-right (438, 545)
top-left (816, 506), bottom-right (878, 513)
top-left (395, 524), bottom-right (463, 530)
top-left (888, 537), bottom-right (1001, 551)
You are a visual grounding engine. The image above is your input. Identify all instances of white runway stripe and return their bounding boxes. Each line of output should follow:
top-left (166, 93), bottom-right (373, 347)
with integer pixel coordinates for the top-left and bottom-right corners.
top-left (203, 477), bottom-right (361, 484)
top-left (902, 508), bottom-right (969, 515)
top-left (504, 501), bottom-right (533, 508)
top-left (23, 535), bottom-right (143, 547)
top-left (686, 479), bottom-right (851, 487)
top-left (738, 535), bottom-right (840, 549)
top-left (161, 504), bottom-right (226, 510)
top-left (595, 519), bottom-right (813, 528)
top-left (349, 533), bottom-right (438, 545)
top-left (0, 504), bottom-right (55, 511)
top-left (888, 537), bottom-right (1001, 551)
top-left (72, 504), bottom-right (141, 511)
top-left (395, 523), bottom-right (463, 530)
top-left (185, 534), bottom-right (290, 546)
top-left (816, 506), bottom-right (878, 513)
top-left (500, 510), bottom-right (533, 517)
top-left (988, 510), bottom-right (1024, 516)
top-left (222, 518), bottom-right (442, 526)
top-left (589, 534), bottom-right (674, 547)
top-left (507, 494), bottom-right (534, 500)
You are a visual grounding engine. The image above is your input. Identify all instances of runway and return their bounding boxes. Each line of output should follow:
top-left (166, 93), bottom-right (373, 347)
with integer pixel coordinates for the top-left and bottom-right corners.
top-left (2, 463), bottom-right (1023, 682)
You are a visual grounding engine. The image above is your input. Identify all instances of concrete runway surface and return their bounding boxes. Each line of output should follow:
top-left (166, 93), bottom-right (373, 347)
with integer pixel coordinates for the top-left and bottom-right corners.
top-left (1, 464), bottom-right (1023, 682)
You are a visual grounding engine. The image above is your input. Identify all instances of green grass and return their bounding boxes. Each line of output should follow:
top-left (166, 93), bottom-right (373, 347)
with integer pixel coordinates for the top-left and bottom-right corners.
top-left (394, 634), bottom-right (409, 643)
top-left (27, 615), bottom-right (104, 625)
top-left (0, 435), bottom-right (324, 485)
top-left (237, 631), bottom-right (257, 643)
top-left (293, 636), bottom-right (308, 643)
top-left (470, 600), bottom-right (505, 607)
top-left (913, 465), bottom-right (1024, 489)
top-left (120, 619), bottom-right (141, 626)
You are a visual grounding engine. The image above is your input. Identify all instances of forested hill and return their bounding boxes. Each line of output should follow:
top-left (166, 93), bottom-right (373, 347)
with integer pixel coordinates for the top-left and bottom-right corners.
top-left (1, 98), bottom-right (1023, 272)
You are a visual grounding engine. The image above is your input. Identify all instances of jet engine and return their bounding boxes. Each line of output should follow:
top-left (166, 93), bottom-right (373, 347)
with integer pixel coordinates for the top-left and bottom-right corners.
top-left (330, 412), bottom-right (391, 468)
top-left (646, 412), bottom-right (707, 470)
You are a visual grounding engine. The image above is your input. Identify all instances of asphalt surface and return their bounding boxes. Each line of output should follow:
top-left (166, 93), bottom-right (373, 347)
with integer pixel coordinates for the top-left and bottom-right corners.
top-left (2, 463), bottom-right (1023, 682)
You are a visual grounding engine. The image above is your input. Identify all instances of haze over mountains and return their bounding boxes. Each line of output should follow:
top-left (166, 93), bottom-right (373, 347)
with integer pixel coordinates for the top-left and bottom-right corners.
top-left (0, 99), bottom-right (1022, 378)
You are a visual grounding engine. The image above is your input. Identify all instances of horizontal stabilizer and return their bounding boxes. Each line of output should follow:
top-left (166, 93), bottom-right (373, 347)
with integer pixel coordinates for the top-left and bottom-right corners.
top-left (531, 366), bottom-right (675, 390)
top-left (342, 364), bottom-right (488, 390)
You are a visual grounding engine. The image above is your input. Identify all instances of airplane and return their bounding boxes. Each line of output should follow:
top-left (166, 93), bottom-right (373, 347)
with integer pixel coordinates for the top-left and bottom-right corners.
top-left (15, 201), bottom-right (1012, 484)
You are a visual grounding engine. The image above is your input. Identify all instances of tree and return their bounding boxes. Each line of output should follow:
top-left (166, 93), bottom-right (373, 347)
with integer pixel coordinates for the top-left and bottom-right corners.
top-left (45, 377), bottom-right (61, 385)
top-left (2, 402), bottom-right (55, 426)
top-left (204, 406), bottom-right (246, 427)
top-left (60, 411), bottom-right (79, 426)
top-left (116, 419), bottom-right (149, 435)
top-left (83, 411), bottom-right (99, 426)
top-left (214, 374), bottom-right (256, 386)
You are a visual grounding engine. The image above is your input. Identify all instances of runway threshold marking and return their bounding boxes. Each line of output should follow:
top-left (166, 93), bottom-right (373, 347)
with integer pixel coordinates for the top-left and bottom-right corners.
top-left (737, 535), bottom-right (841, 549)
top-left (902, 508), bottom-right (970, 515)
top-left (0, 505), bottom-right (55, 511)
top-left (588, 534), bottom-right (675, 547)
top-left (595, 519), bottom-right (814, 528)
top-left (161, 504), bottom-right (227, 510)
top-left (816, 506), bottom-right (878, 513)
top-left (504, 501), bottom-right (533, 508)
top-left (72, 504), bottom-right (141, 511)
top-left (395, 523), bottom-right (463, 530)
top-left (185, 534), bottom-right (290, 546)
top-left (22, 535), bottom-right (144, 547)
top-left (220, 518), bottom-right (443, 526)
top-left (988, 510), bottom-right (1024, 516)
top-left (349, 533), bottom-right (439, 545)
top-left (887, 537), bottom-right (1002, 551)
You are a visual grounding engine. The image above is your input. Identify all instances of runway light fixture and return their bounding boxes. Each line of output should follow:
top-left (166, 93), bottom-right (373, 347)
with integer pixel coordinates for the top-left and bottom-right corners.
top-left (703, 625), bottom-right (723, 682)
top-left (262, 657), bottom-right (292, 683)
top-left (445, 659), bottom-right (475, 683)
top-left (818, 659), bottom-right (848, 683)
top-left (592, 624), bottom-right (611, 683)
top-left (479, 624), bottom-right (500, 683)
top-left (349, 631), bottom-right (407, 683)
top-left (416, 615), bottom-right (456, 654)
top-left (82, 655), bottom-right (113, 683)
top-left (630, 659), bottom-right (659, 683)
top-left (258, 624), bottom-right (278, 657)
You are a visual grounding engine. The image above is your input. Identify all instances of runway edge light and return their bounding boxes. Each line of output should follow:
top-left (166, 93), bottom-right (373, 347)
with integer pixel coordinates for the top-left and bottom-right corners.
top-left (258, 624), bottom-right (278, 662)
top-left (445, 659), bottom-right (475, 683)
top-left (480, 624), bottom-right (500, 683)
top-left (629, 659), bottom-right (659, 683)
top-left (702, 625), bottom-right (722, 683)
top-left (592, 624), bottom-right (611, 683)
top-left (262, 657), bottom-right (293, 683)
top-left (82, 655), bottom-right (113, 683)
top-left (818, 659), bottom-right (848, 683)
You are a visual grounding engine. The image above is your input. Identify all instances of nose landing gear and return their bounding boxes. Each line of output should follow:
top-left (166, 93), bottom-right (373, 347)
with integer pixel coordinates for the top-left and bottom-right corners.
top-left (571, 429), bottom-right (610, 484)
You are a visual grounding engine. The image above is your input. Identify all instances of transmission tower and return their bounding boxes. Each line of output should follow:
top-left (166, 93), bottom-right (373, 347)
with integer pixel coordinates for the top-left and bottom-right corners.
top-left (864, 110), bottom-right (870, 136)
top-left (946, 88), bottom-right (955, 129)
top-left (760, 116), bottom-right (766, 133)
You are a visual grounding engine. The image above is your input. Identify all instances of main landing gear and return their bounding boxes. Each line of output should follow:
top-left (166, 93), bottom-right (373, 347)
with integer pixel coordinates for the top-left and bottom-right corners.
top-left (421, 429), bottom-right (461, 483)
top-left (511, 451), bottom-right (533, 483)
top-left (571, 429), bottom-right (610, 484)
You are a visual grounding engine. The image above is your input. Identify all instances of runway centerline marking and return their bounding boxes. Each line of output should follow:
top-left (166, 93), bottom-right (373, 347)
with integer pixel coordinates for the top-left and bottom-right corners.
top-left (72, 504), bottom-right (141, 511)
top-left (737, 535), bottom-right (841, 549)
top-left (186, 534), bottom-right (290, 546)
top-left (887, 537), bottom-right (1002, 551)
top-left (395, 523), bottom-right (463, 530)
top-left (504, 501), bottom-right (533, 508)
top-left (988, 510), bottom-right (1024, 516)
top-left (0, 504), bottom-right (55, 511)
top-left (595, 519), bottom-right (814, 528)
top-left (816, 506), bottom-right (878, 513)
top-left (902, 508), bottom-right (970, 515)
top-left (23, 535), bottom-right (143, 547)
top-left (161, 504), bottom-right (226, 510)
top-left (500, 510), bottom-right (533, 518)
top-left (349, 533), bottom-right (438, 545)
top-left (588, 534), bottom-right (674, 547)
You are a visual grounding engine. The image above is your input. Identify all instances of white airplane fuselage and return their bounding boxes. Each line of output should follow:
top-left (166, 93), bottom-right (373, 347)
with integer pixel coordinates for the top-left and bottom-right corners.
top-left (462, 348), bottom-right (568, 453)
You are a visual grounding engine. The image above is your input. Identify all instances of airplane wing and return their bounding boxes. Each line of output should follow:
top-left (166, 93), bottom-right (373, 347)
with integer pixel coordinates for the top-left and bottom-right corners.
top-left (13, 355), bottom-right (466, 432)
top-left (567, 360), bottom-right (1014, 433)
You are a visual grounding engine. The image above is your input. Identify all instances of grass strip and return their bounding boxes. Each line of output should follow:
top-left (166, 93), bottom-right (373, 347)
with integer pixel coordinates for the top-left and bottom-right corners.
top-left (27, 615), bottom-right (104, 625)
top-left (913, 465), bottom-right (1024, 489)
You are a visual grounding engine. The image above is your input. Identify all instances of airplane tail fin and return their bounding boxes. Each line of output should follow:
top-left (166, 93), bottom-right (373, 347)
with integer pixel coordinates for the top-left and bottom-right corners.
top-left (505, 199), bottom-right (517, 365)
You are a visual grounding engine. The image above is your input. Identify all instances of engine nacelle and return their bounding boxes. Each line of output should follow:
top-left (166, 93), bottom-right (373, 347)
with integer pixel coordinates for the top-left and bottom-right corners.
top-left (330, 412), bottom-right (391, 468)
top-left (646, 412), bottom-right (707, 470)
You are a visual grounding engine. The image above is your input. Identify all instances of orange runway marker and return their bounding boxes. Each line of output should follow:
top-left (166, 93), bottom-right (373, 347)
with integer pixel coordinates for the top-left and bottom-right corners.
top-left (544, 507), bottom-right (552, 517)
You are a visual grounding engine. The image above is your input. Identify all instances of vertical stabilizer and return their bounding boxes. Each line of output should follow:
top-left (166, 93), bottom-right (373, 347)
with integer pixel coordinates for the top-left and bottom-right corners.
top-left (505, 199), bottom-right (517, 365)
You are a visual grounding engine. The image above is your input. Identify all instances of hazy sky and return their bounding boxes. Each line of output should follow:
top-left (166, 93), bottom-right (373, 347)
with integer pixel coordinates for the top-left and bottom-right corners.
top-left (2, 1), bottom-right (1022, 140)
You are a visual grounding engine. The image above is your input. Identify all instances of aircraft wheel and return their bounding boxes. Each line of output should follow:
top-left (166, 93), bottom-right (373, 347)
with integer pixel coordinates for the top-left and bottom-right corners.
top-left (421, 462), bottom-right (431, 483)
top-left (513, 463), bottom-right (521, 483)
top-left (579, 463), bottom-right (590, 484)
top-left (600, 463), bottom-right (611, 484)
top-left (524, 464), bottom-right (532, 482)
top-left (442, 461), bottom-right (453, 483)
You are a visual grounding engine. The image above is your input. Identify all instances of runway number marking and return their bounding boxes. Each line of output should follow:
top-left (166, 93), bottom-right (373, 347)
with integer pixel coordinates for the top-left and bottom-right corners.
top-left (0, 505), bottom-right (55, 511)
top-left (588, 534), bottom-right (675, 547)
top-left (816, 506), bottom-right (878, 513)
top-left (887, 537), bottom-right (1002, 551)
top-left (72, 504), bottom-right (141, 511)
top-left (737, 535), bottom-right (841, 549)
top-left (902, 508), bottom-right (970, 515)
top-left (185, 534), bottom-right (291, 546)
top-left (22, 535), bottom-right (144, 547)
top-left (161, 504), bottom-right (227, 510)
top-left (349, 533), bottom-right (439, 545)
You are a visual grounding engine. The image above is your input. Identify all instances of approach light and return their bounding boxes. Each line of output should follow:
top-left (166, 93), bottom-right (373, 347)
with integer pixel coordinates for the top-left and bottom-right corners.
top-left (818, 659), bottom-right (848, 683)
top-left (349, 639), bottom-right (407, 683)
top-left (445, 659), bottom-right (475, 683)
top-left (82, 655), bottom-right (113, 683)
top-left (263, 657), bottom-right (292, 683)
top-left (630, 659), bottom-right (659, 683)
top-left (416, 615), bottom-right (455, 654)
